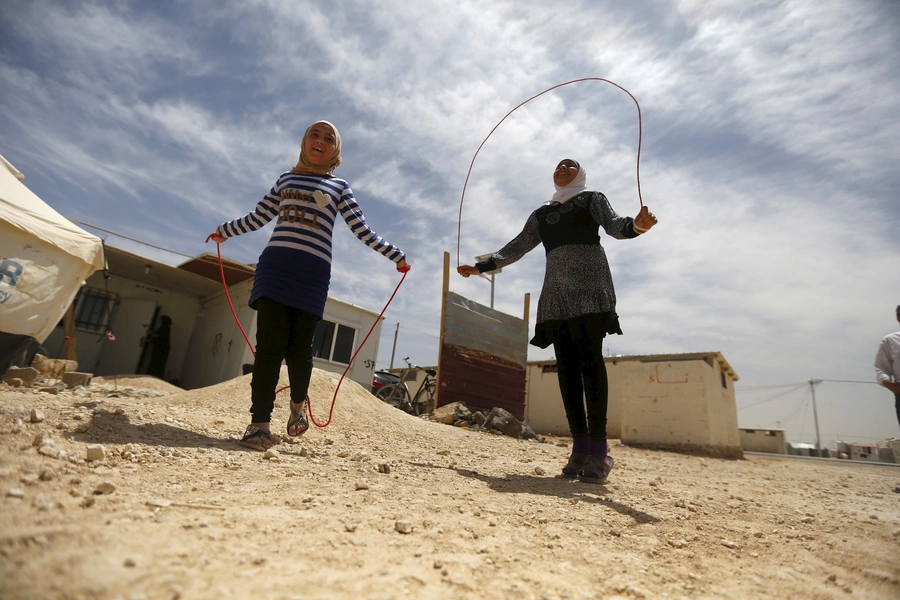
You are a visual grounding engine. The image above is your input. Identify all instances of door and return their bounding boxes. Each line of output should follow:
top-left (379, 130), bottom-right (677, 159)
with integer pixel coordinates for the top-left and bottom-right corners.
top-left (93, 299), bottom-right (157, 376)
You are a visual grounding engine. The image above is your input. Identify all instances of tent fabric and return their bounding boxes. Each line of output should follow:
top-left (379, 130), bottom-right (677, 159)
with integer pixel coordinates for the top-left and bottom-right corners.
top-left (0, 154), bottom-right (104, 353)
top-left (0, 154), bottom-right (104, 269)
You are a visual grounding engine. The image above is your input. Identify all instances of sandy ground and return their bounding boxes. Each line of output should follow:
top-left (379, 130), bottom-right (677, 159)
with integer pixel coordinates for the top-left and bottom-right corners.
top-left (1, 368), bottom-right (899, 600)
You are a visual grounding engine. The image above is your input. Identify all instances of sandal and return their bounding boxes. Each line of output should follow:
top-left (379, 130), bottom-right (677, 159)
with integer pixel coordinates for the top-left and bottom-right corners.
top-left (561, 452), bottom-right (588, 478)
top-left (238, 425), bottom-right (272, 451)
top-left (287, 396), bottom-right (309, 437)
top-left (578, 455), bottom-right (614, 483)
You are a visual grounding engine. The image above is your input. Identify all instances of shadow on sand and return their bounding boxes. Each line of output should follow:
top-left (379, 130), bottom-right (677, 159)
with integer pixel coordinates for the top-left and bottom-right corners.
top-left (410, 461), bottom-right (660, 525)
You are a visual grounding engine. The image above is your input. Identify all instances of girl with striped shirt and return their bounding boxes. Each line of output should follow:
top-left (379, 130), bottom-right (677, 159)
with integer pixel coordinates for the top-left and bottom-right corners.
top-left (211, 121), bottom-right (409, 451)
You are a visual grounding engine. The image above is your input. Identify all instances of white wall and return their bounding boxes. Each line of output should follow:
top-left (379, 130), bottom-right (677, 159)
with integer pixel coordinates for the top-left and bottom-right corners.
top-left (525, 354), bottom-right (742, 457)
top-left (312, 297), bottom-right (382, 389)
top-left (740, 428), bottom-right (787, 454)
top-left (180, 279), bottom-right (256, 390)
top-left (44, 271), bottom-right (203, 382)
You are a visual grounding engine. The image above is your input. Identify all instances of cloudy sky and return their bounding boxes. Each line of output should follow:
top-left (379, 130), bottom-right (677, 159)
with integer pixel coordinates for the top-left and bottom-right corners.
top-left (2, 1), bottom-right (898, 446)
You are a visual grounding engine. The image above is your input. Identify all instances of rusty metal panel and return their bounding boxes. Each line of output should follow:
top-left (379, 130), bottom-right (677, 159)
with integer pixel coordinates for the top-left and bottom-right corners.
top-left (443, 291), bottom-right (528, 366)
top-left (437, 343), bottom-right (527, 421)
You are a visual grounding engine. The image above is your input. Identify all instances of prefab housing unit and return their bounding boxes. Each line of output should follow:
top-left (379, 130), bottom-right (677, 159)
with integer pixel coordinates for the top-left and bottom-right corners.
top-left (526, 352), bottom-right (742, 459)
top-left (739, 428), bottom-right (787, 454)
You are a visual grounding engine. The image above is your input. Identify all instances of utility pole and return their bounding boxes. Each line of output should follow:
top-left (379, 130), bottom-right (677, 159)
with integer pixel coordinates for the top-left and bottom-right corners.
top-left (474, 254), bottom-right (501, 309)
top-left (389, 322), bottom-right (399, 369)
top-left (808, 379), bottom-right (822, 453)
top-left (489, 272), bottom-right (495, 309)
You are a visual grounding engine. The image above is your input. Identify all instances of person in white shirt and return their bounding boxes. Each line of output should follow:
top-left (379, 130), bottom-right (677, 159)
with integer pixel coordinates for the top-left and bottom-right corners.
top-left (874, 305), bottom-right (900, 430)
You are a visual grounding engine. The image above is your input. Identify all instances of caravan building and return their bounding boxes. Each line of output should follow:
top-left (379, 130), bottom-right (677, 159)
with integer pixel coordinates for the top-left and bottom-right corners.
top-left (41, 246), bottom-right (384, 391)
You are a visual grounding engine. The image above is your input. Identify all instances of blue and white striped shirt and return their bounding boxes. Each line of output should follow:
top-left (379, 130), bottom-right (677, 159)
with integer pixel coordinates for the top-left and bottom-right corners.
top-left (217, 171), bottom-right (405, 316)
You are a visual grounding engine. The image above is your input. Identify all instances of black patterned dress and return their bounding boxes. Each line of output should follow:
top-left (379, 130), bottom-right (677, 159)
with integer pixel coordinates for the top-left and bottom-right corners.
top-left (475, 191), bottom-right (641, 348)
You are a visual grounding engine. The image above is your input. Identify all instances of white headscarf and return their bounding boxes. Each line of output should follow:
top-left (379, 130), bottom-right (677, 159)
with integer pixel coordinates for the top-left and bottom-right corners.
top-left (549, 159), bottom-right (587, 205)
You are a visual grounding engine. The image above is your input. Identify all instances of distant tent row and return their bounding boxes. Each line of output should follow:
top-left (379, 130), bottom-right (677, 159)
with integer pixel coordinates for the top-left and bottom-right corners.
top-left (0, 154), bottom-right (104, 373)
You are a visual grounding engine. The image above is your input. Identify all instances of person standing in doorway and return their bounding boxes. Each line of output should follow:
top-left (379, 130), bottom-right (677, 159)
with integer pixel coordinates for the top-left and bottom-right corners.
top-left (874, 305), bottom-right (900, 431)
top-left (146, 315), bottom-right (171, 380)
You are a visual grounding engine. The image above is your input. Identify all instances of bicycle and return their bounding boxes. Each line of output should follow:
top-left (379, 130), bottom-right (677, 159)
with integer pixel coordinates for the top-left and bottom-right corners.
top-left (373, 357), bottom-right (437, 416)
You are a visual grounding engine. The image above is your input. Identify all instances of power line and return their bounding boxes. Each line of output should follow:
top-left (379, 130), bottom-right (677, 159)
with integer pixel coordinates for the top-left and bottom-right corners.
top-left (75, 220), bottom-right (195, 259)
top-left (737, 383), bottom-right (807, 410)
top-left (736, 383), bottom-right (807, 391)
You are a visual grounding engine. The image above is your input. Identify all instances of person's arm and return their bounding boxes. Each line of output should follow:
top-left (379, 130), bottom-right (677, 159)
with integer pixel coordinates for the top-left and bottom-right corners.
top-left (212, 182), bottom-right (282, 241)
top-left (458, 213), bottom-right (541, 277)
top-left (874, 337), bottom-right (900, 392)
top-left (590, 193), bottom-right (657, 239)
top-left (337, 185), bottom-right (408, 269)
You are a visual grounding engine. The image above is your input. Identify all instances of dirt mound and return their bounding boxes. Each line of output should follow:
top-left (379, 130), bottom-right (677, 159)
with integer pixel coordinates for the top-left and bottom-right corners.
top-left (91, 374), bottom-right (185, 394)
top-left (1, 367), bottom-right (899, 599)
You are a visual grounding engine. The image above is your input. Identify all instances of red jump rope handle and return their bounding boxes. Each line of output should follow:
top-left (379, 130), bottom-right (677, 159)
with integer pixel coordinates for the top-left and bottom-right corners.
top-left (397, 264), bottom-right (411, 273)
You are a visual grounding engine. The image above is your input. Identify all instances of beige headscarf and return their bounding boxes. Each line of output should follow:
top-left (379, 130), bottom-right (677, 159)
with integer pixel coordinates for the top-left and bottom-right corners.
top-left (291, 120), bottom-right (343, 176)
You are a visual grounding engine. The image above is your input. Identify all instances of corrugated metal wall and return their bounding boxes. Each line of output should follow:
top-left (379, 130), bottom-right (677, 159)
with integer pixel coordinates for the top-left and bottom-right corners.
top-left (437, 291), bottom-right (528, 420)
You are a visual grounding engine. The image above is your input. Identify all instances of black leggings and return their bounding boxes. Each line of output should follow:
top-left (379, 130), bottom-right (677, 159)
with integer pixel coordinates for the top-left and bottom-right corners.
top-left (552, 325), bottom-right (608, 441)
top-left (249, 297), bottom-right (320, 423)
top-left (895, 393), bottom-right (900, 431)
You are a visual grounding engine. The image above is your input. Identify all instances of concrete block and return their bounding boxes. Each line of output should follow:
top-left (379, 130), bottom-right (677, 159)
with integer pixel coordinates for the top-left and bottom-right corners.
top-left (62, 372), bottom-right (93, 389)
top-left (30, 354), bottom-right (77, 378)
top-left (2, 367), bottom-right (39, 387)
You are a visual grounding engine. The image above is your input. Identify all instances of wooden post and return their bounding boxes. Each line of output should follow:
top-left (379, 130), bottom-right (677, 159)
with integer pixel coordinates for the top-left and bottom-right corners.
top-left (63, 302), bottom-right (78, 363)
top-left (434, 251), bottom-right (450, 410)
top-left (523, 293), bottom-right (530, 323)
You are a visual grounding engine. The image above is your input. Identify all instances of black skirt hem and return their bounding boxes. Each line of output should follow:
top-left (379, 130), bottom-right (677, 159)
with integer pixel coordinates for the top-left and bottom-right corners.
top-left (530, 312), bottom-right (623, 349)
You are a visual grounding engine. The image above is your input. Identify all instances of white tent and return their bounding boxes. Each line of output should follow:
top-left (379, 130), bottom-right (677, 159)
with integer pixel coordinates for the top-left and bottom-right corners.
top-left (0, 154), bottom-right (104, 372)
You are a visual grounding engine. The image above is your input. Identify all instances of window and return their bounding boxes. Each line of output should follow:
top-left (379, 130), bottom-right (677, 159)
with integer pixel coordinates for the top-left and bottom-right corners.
top-left (721, 371), bottom-right (727, 389)
top-left (73, 287), bottom-right (118, 333)
top-left (312, 319), bottom-right (357, 365)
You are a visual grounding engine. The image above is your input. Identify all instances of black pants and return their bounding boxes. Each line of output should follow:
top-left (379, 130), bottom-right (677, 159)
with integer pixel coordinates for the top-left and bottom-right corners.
top-left (895, 393), bottom-right (900, 431)
top-left (250, 297), bottom-right (320, 423)
top-left (552, 323), bottom-right (608, 441)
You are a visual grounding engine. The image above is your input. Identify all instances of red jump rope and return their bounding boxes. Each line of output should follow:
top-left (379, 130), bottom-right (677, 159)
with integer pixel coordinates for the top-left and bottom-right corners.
top-left (456, 77), bottom-right (644, 268)
top-left (210, 77), bottom-right (641, 427)
top-left (205, 233), bottom-right (409, 428)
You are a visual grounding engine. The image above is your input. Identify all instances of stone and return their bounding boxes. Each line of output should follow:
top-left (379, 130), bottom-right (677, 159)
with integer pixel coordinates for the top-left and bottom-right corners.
top-left (86, 444), bottom-right (106, 462)
top-left (94, 482), bottom-right (116, 495)
top-left (30, 354), bottom-right (77, 378)
top-left (62, 372), bottom-right (93, 389)
top-left (432, 402), bottom-right (461, 425)
top-left (32, 433), bottom-right (53, 447)
top-left (2, 367), bottom-right (39, 387)
top-left (483, 407), bottom-right (526, 438)
top-left (38, 446), bottom-right (58, 458)
top-left (30, 409), bottom-right (45, 423)
top-left (453, 404), bottom-right (473, 422)
top-left (395, 520), bottom-right (413, 534)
